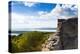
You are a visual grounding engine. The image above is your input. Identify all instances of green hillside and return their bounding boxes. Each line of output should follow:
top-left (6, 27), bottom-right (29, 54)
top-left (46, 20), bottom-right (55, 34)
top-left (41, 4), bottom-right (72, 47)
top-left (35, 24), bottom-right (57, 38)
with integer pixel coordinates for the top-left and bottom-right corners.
top-left (9, 31), bottom-right (54, 53)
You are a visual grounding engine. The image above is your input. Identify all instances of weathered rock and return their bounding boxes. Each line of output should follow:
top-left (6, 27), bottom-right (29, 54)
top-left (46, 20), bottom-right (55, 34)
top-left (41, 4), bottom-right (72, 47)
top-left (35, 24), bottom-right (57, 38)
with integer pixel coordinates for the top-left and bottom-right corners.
top-left (42, 17), bottom-right (78, 51)
top-left (59, 17), bottom-right (78, 49)
top-left (42, 33), bottom-right (61, 51)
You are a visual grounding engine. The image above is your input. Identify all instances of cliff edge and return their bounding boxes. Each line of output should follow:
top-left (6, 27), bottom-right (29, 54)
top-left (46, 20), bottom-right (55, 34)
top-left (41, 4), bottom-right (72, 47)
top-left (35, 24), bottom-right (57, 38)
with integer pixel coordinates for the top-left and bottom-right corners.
top-left (42, 17), bottom-right (78, 51)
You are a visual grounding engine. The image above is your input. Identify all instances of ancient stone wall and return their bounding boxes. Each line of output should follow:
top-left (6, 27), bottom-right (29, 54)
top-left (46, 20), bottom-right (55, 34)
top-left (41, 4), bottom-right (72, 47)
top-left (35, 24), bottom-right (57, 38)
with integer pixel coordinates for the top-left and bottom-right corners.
top-left (59, 18), bottom-right (78, 49)
top-left (42, 17), bottom-right (78, 51)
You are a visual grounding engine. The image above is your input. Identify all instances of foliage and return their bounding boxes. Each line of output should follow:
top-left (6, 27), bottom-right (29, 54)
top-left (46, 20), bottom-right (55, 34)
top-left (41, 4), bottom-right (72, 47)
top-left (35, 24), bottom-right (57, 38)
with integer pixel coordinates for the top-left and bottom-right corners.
top-left (10, 31), bottom-right (54, 53)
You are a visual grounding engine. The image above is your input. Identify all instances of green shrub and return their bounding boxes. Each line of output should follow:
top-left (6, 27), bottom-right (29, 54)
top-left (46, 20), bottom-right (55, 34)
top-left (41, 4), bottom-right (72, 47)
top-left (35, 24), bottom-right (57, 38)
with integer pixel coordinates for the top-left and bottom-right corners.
top-left (10, 31), bottom-right (54, 53)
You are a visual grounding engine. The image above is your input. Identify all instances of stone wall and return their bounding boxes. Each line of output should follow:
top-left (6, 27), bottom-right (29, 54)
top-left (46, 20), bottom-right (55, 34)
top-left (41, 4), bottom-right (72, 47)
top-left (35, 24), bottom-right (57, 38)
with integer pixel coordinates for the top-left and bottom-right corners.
top-left (58, 18), bottom-right (78, 49)
top-left (42, 17), bottom-right (78, 51)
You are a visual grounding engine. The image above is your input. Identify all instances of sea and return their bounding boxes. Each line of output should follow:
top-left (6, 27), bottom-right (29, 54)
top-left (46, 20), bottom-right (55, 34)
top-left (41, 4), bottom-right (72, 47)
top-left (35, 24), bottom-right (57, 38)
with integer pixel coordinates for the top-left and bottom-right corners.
top-left (9, 28), bottom-right (57, 36)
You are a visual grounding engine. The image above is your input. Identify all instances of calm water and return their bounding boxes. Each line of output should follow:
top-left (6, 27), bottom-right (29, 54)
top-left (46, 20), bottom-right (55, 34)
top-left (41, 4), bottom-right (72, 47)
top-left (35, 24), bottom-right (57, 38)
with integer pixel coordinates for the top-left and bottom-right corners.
top-left (9, 28), bottom-right (57, 36)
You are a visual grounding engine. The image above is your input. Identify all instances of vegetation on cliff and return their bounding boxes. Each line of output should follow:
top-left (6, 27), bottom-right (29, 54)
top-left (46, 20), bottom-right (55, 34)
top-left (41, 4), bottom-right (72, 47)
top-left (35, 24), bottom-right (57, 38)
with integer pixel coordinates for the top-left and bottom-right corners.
top-left (10, 31), bottom-right (54, 53)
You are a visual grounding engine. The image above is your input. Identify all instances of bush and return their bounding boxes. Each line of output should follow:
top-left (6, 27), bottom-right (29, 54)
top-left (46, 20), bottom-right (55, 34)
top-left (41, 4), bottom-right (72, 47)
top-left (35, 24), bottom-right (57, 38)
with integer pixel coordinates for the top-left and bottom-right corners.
top-left (10, 31), bottom-right (54, 53)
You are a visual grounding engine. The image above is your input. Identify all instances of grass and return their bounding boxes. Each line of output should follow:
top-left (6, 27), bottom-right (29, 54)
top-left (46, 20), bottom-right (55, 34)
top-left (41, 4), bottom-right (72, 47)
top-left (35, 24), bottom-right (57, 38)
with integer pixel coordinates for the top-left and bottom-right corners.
top-left (9, 31), bottom-right (55, 53)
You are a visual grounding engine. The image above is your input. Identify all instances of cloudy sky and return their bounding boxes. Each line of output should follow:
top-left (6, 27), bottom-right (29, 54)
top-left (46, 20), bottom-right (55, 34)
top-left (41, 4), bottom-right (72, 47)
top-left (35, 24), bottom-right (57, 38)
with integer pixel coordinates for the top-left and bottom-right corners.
top-left (9, 1), bottom-right (78, 31)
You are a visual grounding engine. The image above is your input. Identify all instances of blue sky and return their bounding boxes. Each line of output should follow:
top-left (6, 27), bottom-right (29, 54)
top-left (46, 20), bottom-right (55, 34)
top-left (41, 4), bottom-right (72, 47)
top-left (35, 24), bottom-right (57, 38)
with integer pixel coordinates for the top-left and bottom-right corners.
top-left (10, 1), bottom-right (56, 16)
top-left (9, 1), bottom-right (78, 31)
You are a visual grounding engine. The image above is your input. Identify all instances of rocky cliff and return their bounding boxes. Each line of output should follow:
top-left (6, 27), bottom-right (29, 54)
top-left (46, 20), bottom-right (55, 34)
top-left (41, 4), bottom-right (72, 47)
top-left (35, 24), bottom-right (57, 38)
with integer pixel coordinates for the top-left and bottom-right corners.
top-left (42, 17), bottom-right (78, 51)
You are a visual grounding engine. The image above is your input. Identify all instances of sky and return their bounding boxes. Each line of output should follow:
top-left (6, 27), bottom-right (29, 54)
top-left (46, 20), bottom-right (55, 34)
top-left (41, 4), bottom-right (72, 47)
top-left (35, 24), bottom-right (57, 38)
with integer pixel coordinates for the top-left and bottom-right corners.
top-left (9, 1), bottom-right (78, 31)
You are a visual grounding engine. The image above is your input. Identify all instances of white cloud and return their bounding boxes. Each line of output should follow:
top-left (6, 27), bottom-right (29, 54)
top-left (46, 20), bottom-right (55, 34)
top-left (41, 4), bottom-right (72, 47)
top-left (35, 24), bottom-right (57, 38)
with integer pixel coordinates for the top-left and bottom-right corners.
top-left (51, 4), bottom-right (62, 15)
top-left (61, 4), bottom-right (72, 8)
top-left (11, 4), bottom-right (77, 30)
top-left (23, 2), bottom-right (36, 7)
top-left (48, 4), bottom-right (77, 19)
top-left (38, 4), bottom-right (62, 19)
top-left (11, 13), bottom-right (57, 31)
top-left (61, 4), bottom-right (77, 16)
top-left (38, 11), bottom-right (48, 15)
top-left (38, 4), bottom-right (77, 19)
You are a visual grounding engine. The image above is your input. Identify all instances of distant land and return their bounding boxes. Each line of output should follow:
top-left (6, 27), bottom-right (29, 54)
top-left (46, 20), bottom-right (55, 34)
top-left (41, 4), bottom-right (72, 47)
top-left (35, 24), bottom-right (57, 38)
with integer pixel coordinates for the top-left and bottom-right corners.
top-left (9, 28), bottom-right (57, 35)
top-left (9, 28), bottom-right (57, 32)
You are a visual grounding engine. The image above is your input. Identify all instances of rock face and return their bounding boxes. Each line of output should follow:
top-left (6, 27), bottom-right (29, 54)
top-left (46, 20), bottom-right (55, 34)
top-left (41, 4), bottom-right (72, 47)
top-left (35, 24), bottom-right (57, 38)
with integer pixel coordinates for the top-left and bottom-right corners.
top-left (58, 18), bottom-right (78, 49)
top-left (42, 33), bottom-right (61, 51)
top-left (42, 17), bottom-right (78, 51)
